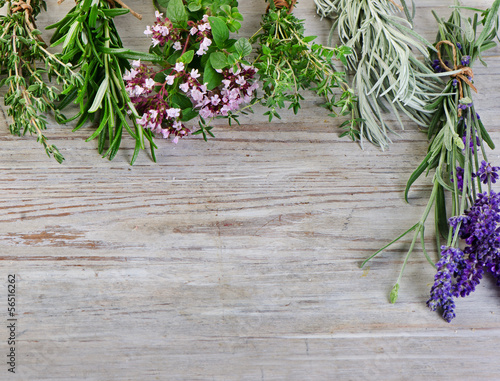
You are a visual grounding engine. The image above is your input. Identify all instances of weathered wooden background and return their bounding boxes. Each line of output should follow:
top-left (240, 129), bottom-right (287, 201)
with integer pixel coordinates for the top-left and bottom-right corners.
top-left (1, 0), bottom-right (500, 379)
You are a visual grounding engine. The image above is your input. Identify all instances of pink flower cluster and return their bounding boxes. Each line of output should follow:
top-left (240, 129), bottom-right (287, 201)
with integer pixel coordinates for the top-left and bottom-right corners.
top-left (124, 60), bottom-right (190, 143)
top-left (144, 11), bottom-right (213, 56)
top-left (183, 65), bottom-right (259, 119)
top-left (122, 12), bottom-right (258, 144)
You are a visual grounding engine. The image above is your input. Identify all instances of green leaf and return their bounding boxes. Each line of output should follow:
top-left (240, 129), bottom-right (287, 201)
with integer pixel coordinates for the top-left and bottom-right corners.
top-left (88, 78), bottom-right (109, 113)
top-left (208, 16), bottom-right (229, 48)
top-left (303, 35), bottom-right (317, 43)
top-left (171, 93), bottom-right (192, 109)
top-left (101, 9), bottom-right (130, 17)
top-left (405, 150), bottom-right (432, 202)
top-left (234, 37), bottom-right (252, 57)
top-left (209, 52), bottom-right (228, 70)
top-left (261, 45), bottom-right (271, 55)
top-left (178, 50), bottom-right (194, 64)
top-left (203, 60), bottom-right (223, 90)
top-left (187, 2), bottom-right (201, 11)
top-left (476, 0), bottom-right (500, 48)
top-left (167, 0), bottom-right (188, 25)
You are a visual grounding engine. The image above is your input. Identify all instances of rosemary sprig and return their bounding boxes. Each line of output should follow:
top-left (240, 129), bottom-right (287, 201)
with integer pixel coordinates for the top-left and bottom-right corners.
top-left (363, 0), bottom-right (500, 320)
top-left (251, 1), bottom-right (359, 138)
top-left (0, 0), bottom-right (82, 163)
top-left (315, 0), bottom-right (442, 148)
top-left (47, 0), bottom-right (159, 164)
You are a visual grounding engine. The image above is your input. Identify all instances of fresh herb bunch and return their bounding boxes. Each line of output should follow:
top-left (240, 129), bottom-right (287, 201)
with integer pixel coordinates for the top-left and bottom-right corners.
top-left (363, 0), bottom-right (500, 322)
top-left (47, 0), bottom-right (159, 164)
top-left (125, 0), bottom-right (256, 143)
top-left (0, 0), bottom-right (81, 163)
top-left (314, 0), bottom-right (442, 148)
top-left (251, 0), bottom-right (358, 138)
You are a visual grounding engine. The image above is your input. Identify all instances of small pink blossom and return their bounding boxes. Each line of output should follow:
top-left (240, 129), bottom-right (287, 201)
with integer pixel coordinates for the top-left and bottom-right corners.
top-left (211, 94), bottom-right (220, 106)
top-left (190, 26), bottom-right (198, 35)
top-left (144, 26), bottom-right (153, 36)
top-left (173, 41), bottom-right (182, 51)
top-left (166, 108), bottom-right (181, 119)
top-left (166, 75), bottom-right (175, 85)
top-left (190, 69), bottom-right (201, 79)
top-left (131, 60), bottom-right (141, 68)
top-left (179, 82), bottom-right (190, 92)
top-left (174, 62), bottom-right (185, 72)
top-left (123, 68), bottom-right (138, 81)
top-left (144, 78), bottom-right (156, 89)
top-left (191, 89), bottom-right (204, 102)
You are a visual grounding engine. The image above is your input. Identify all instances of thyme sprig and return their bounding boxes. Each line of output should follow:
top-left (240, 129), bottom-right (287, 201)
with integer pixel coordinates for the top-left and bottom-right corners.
top-left (0, 0), bottom-right (82, 163)
top-left (315, 0), bottom-right (442, 148)
top-left (363, 0), bottom-right (500, 321)
top-left (48, 0), bottom-right (159, 164)
top-left (251, 1), bottom-right (359, 139)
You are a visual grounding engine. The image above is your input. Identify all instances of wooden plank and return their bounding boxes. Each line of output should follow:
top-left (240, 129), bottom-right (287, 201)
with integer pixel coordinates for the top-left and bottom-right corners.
top-left (1, 0), bottom-right (500, 379)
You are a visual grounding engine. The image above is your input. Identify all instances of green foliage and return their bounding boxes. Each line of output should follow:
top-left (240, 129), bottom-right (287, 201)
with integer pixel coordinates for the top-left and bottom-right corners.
top-left (48, 0), bottom-right (158, 164)
top-left (0, 0), bottom-right (81, 163)
top-left (251, 8), bottom-right (358, 138)
top-left (315, 0), bottom-right (442, 149)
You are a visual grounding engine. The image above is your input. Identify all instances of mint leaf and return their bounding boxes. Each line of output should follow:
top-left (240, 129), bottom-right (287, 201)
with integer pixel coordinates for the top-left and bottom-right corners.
top-left (203, 60), bottom-right (223, 90)
top-left (208, 16), bottom-right (229, 48)
top-left (234, 38), bottom-right (252, 57)
top-left (209, 52), bottom-right (228, 70)
top-left (167, 0), bottom-right (188, 26)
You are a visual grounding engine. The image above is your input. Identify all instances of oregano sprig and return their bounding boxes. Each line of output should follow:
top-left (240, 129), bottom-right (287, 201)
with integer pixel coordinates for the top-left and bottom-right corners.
top-left (0, 0), bottom-right (82, 163)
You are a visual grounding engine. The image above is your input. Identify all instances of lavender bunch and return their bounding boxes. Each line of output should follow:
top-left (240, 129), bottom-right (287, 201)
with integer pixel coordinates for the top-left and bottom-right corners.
top-left (363, 0), bottom-right (500, 322)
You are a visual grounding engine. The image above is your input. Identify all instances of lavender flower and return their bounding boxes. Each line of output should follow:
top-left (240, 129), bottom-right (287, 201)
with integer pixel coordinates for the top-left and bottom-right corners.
top-left (461, 55), bottom-right (471, 66)
top-left (450, 166), bottom-right (465, 192)
top-left (432, 59), bottom-right (449, 73)
top-left (455, 191), bottom-right (500, 288)
top-left (478, 161), bottom-right (500, 184)
top-left (427, 246), bottom-right (464, 322)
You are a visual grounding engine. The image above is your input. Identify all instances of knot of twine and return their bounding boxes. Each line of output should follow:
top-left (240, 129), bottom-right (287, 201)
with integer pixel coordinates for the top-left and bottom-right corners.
top-left (436, 40), bottom-right (477, 116)
top-left (267, 0), bottom-right (296, 14)
top-left (11, 0), bottom-right (33, 16)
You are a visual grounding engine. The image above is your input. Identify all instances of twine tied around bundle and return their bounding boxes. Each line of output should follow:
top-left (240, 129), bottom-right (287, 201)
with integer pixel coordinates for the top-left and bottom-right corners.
top-left (10, 0), bottom-right (40, 37)
top-left (267, 0), bottom-right (296, 14)
top-left (11, 0), bottom-right (33, 16)
top-left (436, 40), bottom-right (477, 117)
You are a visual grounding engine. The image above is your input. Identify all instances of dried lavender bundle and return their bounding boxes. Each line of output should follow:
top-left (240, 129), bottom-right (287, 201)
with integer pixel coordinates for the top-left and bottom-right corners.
top-left (0, 0), bottom-right (81, 162)
top-left (314, 0), bottom-right (442, 148)
top-left (363, 0), bottom-right (500, 322)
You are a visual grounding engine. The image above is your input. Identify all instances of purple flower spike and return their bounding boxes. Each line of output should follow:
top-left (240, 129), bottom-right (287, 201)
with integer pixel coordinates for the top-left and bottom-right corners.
top-left (427, 246), bottom-right (464, 322)
top-left (478, 161), bottom-right (500, 184)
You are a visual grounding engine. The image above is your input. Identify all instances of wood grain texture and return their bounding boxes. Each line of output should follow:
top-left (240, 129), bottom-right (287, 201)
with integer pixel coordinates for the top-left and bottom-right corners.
top-left (2, 0), bottom-right (500, 380)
